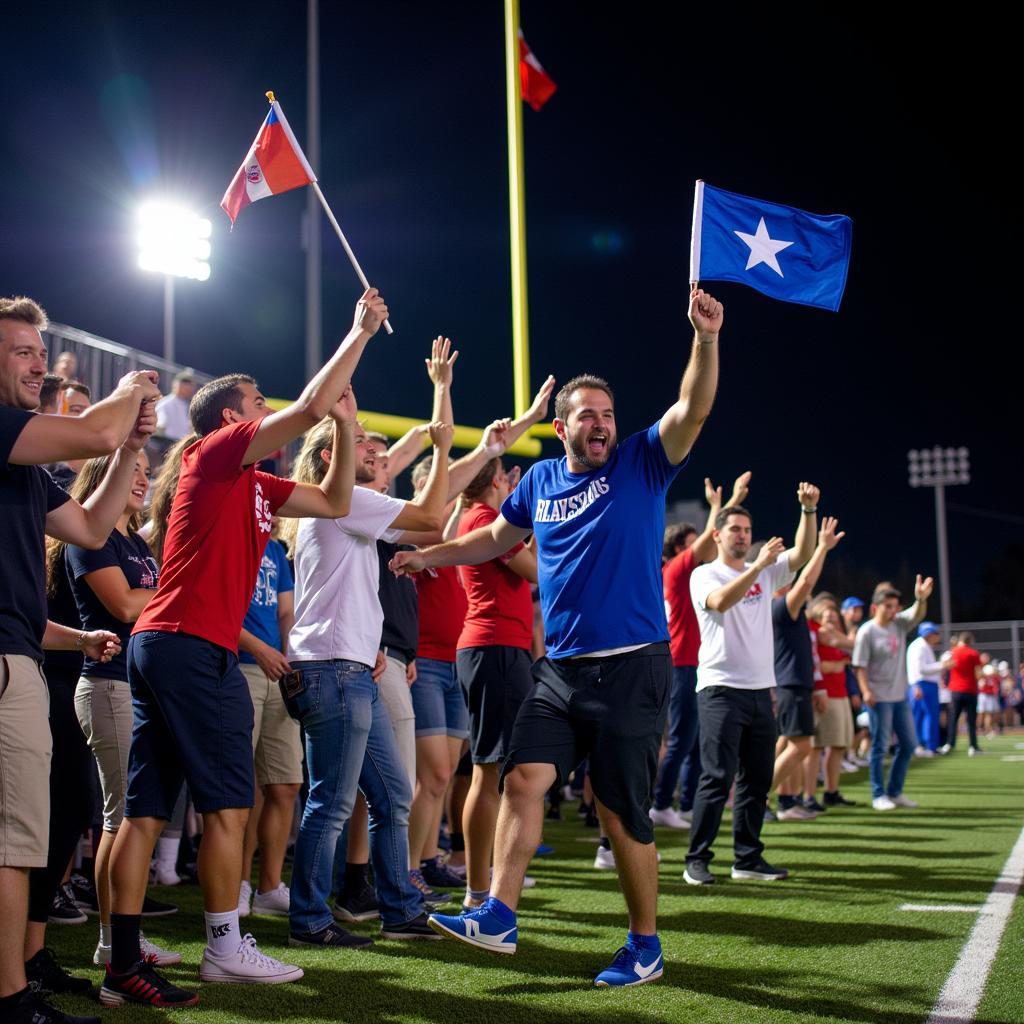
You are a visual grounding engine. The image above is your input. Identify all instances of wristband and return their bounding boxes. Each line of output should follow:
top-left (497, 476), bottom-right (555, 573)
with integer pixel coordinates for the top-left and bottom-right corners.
top-left (801, 506), bottom-right (817, 514)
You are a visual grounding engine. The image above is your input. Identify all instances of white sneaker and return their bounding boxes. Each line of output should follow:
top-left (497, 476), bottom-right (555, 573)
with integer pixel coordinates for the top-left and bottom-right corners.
top-left (938, 744), bottom-right (952, 755)
top-left (872, 796), bottom-right (897, 811)
top-left (521, 875), bottom-right (537, 889)
top-left (648, 806), bottom-right (691, 829)
top-left (777, 804), bottom-right (818, 821)
top-left (237, 880), bottom-right (252, 918)
top-left (594, 846), bottom-right (616, 870)
top-left (968, 746), bottom-right (983, 757)
top-left (890, 794), bottom-right (918, 808)
top-left (93, 932), bottom-right (183, 966)
top-left (200, 933), bottom-right (304, 984)
top-left (251, 882), bottom-right (290, 916)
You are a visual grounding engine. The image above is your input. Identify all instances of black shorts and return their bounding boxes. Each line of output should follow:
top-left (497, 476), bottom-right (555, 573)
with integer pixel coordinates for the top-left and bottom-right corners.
top-left (776, 686), bottom-right (815, 738)
top-left (502, 643), bottom-right (671, 844)
top-left (456, 645), bottom-right (534, 765)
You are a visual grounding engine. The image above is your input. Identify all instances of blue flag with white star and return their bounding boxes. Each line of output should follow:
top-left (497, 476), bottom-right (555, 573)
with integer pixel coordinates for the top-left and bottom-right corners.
top-left (690, 181), bottom-right (852, 312)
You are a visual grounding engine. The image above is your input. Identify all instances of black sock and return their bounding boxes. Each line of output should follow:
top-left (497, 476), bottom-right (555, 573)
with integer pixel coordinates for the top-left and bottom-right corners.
top-left (343, 861), bottom-right (368, 894)
top-left (450, 832), bottom-right (465, 853)
top-left (111, 912), bottom-right (142, 973)
top-left (0, 988), bottom-right (30, 1013)
top-left (598, 836), bottom-right (611, 851)
top-left (824, 790), bottom-right (838, 798)
top-left (778, 795), bottom-right (796, 810)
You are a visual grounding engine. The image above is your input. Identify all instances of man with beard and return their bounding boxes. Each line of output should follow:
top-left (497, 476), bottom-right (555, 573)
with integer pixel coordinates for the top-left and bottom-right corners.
top-left (389, 286), bottom-right (723, 987)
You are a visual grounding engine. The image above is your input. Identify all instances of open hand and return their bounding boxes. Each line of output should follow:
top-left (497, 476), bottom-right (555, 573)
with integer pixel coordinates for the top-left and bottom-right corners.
top-left (353, 288), bottom-right (389, 337)
top-left (730, 470), bottom-right (752, 506)
top-left (688, 287), bottom-right (724, 336)
top-left (483, 418), bottom-right (510, 454)
top-left (818, 516), bottom-right (846, 551)
top-left (753, 536), bottom-right (786, 571)
top-left (704, 477), bottom-right (723, 508)
top-left (915, 574), bottom-right (935, 601)
top-left (426, 336), bottom-right (459, 388)
top-left (527, 375), bottom-right (557, 422)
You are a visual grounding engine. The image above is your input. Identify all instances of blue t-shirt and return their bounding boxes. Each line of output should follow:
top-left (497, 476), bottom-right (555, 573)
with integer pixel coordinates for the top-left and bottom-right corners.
top-left (67, 530), bottom-right (159, 681)
top-left (501, 420), bottom-right (683, 658)
top-left (239, 538), bottom-right (294, 664)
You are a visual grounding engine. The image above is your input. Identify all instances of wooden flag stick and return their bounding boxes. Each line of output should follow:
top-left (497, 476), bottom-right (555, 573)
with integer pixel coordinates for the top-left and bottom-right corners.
top-left (311, 181), bottom-right (394, 336)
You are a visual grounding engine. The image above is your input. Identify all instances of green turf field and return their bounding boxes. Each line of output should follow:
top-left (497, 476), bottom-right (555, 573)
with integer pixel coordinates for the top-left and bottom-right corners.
top-left (46, 732), bottom-right (1024, 1024)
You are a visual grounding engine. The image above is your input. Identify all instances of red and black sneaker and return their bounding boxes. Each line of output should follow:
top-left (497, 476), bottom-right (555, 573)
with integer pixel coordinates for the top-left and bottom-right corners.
top-left (99, 961), bottom-right (198, 1008)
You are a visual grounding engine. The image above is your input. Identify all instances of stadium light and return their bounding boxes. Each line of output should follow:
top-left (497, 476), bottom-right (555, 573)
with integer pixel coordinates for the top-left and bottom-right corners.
top-left (907, 446), bottom-right (970, 642)
top-left (136, 200), bottom-right (212, 363)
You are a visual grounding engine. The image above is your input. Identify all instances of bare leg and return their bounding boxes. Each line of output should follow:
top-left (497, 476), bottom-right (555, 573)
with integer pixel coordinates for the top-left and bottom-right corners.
top-left (0, 867), bottom-right (29, 997)
top-left (446, 767), bottom-right (471, 870)
top-left (773, 737), bottom-right (813, 794)
top-left (464, 764), bottom-right (501, 895)
top-left (408, 735), bottom-right (456, 867)
top-left (347, 794), bottom-right (369, 864)
top-left (825, 747), bottom-right (846, 792)
top-left (490, 763), bottom-right (555, 910)
top-left (196, 808), bottom-right (250, 913)
top-left (241, 786), bottom-right (265, 887)
top-left (110, 817), bottom-right (165, 914)
top-left (596, 798), bottom-right (658, 935)
top-left (257, 784), bottom-right (301, 892)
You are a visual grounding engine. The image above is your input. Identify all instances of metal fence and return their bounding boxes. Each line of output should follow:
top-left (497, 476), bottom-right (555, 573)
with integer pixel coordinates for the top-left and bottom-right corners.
top-left (947, 620), bottom-right (1022, 671)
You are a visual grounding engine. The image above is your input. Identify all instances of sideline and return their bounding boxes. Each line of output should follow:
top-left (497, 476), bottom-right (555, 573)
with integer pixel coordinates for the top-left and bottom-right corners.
top-left (925, 822), bottom-right (1024, 1023)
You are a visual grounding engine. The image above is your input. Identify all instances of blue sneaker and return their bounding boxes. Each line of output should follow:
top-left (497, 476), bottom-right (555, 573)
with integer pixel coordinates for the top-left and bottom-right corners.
top-left (594, 940), bottom-right (664, 987)
top-left (427, 898), bottom-right (517, 954)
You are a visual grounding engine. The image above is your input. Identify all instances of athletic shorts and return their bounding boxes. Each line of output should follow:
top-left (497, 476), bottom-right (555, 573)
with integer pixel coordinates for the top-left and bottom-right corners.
top-left (125, 631), bottom-right (255, 818)
top-left (241, 663), bottom-right (304, 786)
top-left (411, 657), bottom-right (469, 739)
top-left (502, 643), bottom-right (671, 844)
top-left (456, 645), bottom-right (533, 764)
top-left (813, 696), bottom-right (854, 749)
top-left (978, 693), bottom-right (1001, 714)
top-left (776, 686), bottom-right (815, 738)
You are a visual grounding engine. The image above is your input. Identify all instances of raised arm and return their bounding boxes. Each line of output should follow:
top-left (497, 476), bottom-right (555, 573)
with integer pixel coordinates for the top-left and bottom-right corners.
top-left (785, 516), bottom-right (845, 620)
top-left (243, 288), bottom-right (388, 466)
top-left (786, 482), bottom-right (820, 572)
top-left (390, 422), bottom-right (453, 533)
top-left (10, 370), bottom-right (160, 465)
top-left (390, 513), bottom-right (531, 577)
top-left (898, 575), bottom-right (935, 630)
top-left (692, 470), bottom-right (751, 564)
top-left (658, 287), bottom-right (722, 465)
top-left (704, 537), bottom-right (785, 613)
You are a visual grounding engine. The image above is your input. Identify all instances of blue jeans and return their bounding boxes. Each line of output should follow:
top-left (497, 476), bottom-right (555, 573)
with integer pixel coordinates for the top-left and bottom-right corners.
top-left (867, 699), bottom-right (916, 799)
top-left (652, 666), bottom-right (699, 810)
top-left (911, 680), bottom-right (941, 751)
top-left (286, 660), bottom-right (421, 933)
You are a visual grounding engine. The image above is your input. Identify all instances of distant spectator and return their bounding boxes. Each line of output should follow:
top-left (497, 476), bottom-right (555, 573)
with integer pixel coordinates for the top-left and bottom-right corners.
top-left (154, 370), bottom-right (196, 441)
top-left (907, 622), bottom-right (948, 755)
top-left (940, 631), bottom-right (983, 755)
top-left (52, 350), bottom-right (77, 379)
top-left (38, 373), bottom-right (65, 415)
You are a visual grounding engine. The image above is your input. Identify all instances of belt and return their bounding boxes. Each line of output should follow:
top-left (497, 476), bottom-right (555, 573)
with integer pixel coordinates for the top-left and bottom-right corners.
top-left (380, 645), bottom-right (412, 667)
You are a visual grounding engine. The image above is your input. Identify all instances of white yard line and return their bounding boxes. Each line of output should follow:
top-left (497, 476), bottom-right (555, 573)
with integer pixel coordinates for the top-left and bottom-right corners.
top-left (925, 822), bottom-right (1024, 1023)
top-left (899, 904), bottom-right (982, 913)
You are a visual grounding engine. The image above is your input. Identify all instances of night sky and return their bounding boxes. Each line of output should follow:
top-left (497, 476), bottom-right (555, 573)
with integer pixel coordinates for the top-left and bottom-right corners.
top-left (3, 5), bottom-right (1019, 616)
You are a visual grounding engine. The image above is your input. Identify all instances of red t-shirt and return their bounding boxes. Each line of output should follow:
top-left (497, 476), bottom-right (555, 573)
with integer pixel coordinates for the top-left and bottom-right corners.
top-left (812, 620), bottom-right (849, 699)
top-left (456, 502), bottom-right (532, 651)
top-left (947, 645), bottom-right (981, 694)
top-left (663, 547), bottom-right (700, 667)
top-left (134, 420), bottom-right (296, 653)
top-left (416, 565), bottom-right (468, 662)
top-left (979, 672), bottom-right (999, 696)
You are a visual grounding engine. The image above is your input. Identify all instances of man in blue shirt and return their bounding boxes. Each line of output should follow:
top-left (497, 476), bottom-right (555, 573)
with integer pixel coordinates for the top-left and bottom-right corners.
top-left (390, 286), bottom-right (723, 987)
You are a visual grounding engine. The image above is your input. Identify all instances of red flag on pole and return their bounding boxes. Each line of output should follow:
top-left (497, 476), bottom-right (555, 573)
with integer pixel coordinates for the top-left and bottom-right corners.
top-left (518, 30), bottom-right (557, 111)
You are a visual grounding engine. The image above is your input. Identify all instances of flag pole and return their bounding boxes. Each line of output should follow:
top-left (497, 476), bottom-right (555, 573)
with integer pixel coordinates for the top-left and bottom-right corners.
top-left (689, 179), bottom-right (704, 290)
top-left (504, 0), bottom-right (530, 416)
top-left (309, 182), bottom-right (393, 335)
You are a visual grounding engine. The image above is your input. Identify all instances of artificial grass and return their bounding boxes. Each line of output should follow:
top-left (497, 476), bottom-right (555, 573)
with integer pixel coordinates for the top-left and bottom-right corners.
top-left (46, 731), bottom-right (1024, 1024)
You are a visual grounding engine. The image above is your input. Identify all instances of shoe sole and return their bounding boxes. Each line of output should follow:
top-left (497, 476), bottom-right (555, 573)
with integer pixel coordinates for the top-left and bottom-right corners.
top-left (199, 966), bottom-right (305, 984)
top-left (47, 914), bottom-right (89, 924)
top-left (595, 967), bottom-right (664, 987)
top-left (731, 870), bottom-right (788, 881)
top-left (379, 930), bottom-right (443, 940)
top-left (593, 859), bottom-right (616, 870)
top-left (250, 906), bottom-right (290, 916)
top-left (683, 870), bottom-right (714, 886)
top-left (427, 916), bottom-right (516, 954)
top-left (332, 907), bottom-right (380, 923)
top-left (287, 936), bottom-right (373, 949)
top-left (99, 986), bottom-right (199, 1008)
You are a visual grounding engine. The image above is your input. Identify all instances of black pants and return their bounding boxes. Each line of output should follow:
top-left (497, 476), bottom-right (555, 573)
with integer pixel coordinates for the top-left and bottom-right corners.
top-left (947, 691), bottom-right (978, 750)
top-left (687, 686), bottom-right (776, 869)
top-left (28, 676), bottom-right (94, 922)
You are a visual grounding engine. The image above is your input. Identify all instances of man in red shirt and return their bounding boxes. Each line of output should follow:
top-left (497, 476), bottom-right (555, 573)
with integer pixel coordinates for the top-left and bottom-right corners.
top-left (941, 631), bottom-right (983, 755)
top-left (649, 472), bottom-right (749, 831)
top-left (102, 290), bottom-right (388, 1008)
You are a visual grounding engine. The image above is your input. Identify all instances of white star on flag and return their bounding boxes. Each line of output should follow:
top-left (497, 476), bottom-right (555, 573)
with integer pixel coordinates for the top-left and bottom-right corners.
top-left (734, 217), bottom-right (794, 277)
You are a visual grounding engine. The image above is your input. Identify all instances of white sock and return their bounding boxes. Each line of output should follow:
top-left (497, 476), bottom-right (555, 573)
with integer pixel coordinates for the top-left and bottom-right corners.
top-left (156, 837), bottom-right (179, 869)
top-left (205, 910), bottom-right (240, 955)
top-left (99, 922), bottom-right (112, 947)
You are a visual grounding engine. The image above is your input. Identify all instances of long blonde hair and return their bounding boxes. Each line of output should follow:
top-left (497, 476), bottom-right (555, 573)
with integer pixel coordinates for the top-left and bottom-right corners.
top-left (278, 419), bottom-right (334, 558)
top-left (146, 434), bottom-right (198, 563)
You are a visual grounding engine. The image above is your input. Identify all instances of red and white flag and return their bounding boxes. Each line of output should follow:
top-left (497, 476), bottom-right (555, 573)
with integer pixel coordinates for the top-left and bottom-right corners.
top-left (221, 98), bottom-right (316, 225)
top-left (519, 30), bottom-right (557, 112)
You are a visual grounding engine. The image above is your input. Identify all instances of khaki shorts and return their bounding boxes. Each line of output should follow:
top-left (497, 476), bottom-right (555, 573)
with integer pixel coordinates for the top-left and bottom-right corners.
top-left (241, 663), bottom-right (303, 786)
top-left (813, 696), bottom-right (854, 749)
top-left (0, 654), bottom-right (52, 867)
top-left (75, 676), bottom-right (133, 831)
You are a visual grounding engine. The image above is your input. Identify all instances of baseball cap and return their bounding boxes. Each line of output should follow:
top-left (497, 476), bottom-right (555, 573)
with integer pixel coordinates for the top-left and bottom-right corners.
top-left (917, 621), bottom-right (939, 638)
top-left (840, 597), bottom-right (865, 612)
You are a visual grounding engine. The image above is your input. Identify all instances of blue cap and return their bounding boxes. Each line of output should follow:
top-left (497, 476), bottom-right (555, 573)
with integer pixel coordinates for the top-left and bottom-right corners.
top-left (918, 621), bottom-right (939, 638)
top-left (840, 597), bottom-right (865, 612)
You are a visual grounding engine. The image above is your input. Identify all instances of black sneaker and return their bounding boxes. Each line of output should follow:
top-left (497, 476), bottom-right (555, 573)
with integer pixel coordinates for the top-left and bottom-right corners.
top-left (802, 796), bottom-right (826, 813)
top-left (683, 862), bottom-right (715, 886)
top-left (99, 961), bottom-right (199, 1008)
top-left (288, 922), bottom-right (374, 948)
top-left (140, 894), bottom-right (178, 917)
top-left (69, 873), bottom-right (99, 915)
top-left (47, 884), bottom-right (87, 925)
top-left (824, 791), bottom-right (858, 807)
top-left (545, 803), bottom-right (562, 821)
top-left (380, 912), bottom-right (442, 940)
top-left (25, 948), bottom-right (92, 995)
top-left (3, 987), bottom-right (100, 1024)
top-left (731, 859), bottom-right (789, 881)
top-left (333, 883), bottom-right (380, 923)
top-left (419, 855), bottom-right (464, 889)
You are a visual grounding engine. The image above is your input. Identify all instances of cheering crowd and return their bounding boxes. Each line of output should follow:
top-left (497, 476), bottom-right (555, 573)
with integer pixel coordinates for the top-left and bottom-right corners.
top-left (1, 288), bottom-right (1021, 1022)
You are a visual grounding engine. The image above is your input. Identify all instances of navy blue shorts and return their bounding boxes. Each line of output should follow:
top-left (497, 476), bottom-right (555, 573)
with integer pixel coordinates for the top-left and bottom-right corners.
top-left (124, 631), bottom-right (255, 818)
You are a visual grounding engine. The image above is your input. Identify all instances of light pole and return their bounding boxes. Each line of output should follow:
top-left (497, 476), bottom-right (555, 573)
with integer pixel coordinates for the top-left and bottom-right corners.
top-left (137, 201), bottom-right (211, 364)
top-left (908, 446), bottom-right (970, 639)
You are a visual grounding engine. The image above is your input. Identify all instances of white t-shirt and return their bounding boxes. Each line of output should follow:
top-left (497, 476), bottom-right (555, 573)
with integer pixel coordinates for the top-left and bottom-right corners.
top-left (155, 394), bottom-right (191, 440)
top-left (690, 553), bottom-right (795, 691)
top-left (906, 635), bottom-right (945, 684)
top-left (289, 487), bottom-right (405, 667)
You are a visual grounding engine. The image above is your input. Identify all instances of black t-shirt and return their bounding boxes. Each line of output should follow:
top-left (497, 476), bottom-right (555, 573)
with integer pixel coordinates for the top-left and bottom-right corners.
top-left (377, 539), bottom-right (418, 662)
top-left (67, 531), bottom-right (159, 681)
top-left (43, 557), bottom-right (84, 685)
top-left (772, 596), bottom-right (814, 690)
top-left (0, 405), bottom-right (72, 661)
